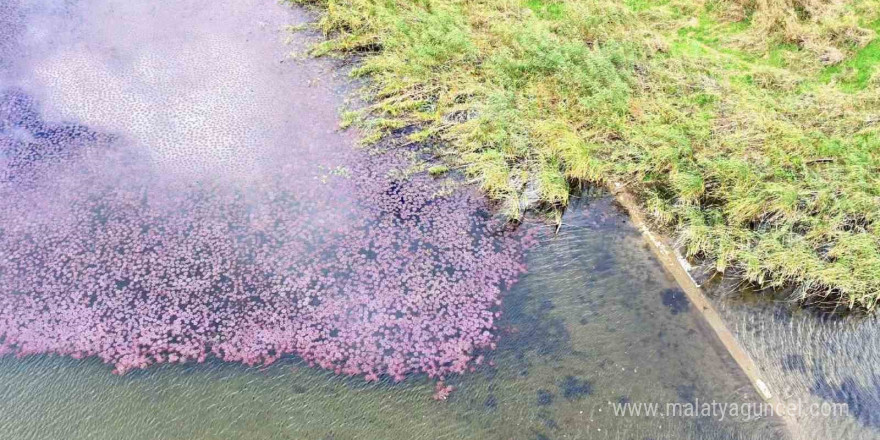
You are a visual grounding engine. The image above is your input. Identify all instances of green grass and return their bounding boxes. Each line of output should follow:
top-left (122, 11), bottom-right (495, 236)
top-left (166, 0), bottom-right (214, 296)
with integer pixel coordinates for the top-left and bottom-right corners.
top-left (821, 20), bottom-right (880, 91)
top-left (427, 164), bottom-right (450, 176)
top-left (290, 0), bottom-right (880, 310)
top-left (524, 0), bottom-right (564, 20)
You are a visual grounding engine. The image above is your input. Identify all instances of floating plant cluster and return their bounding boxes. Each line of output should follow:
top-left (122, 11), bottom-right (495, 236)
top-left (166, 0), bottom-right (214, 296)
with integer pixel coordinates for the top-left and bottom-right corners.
top-left (0, 89), bottom-right (531, 382)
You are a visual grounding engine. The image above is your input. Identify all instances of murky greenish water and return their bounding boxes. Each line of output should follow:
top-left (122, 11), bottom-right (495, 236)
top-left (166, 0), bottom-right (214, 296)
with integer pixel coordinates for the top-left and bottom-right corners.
top-left (0, 0), bottom-right (790, 439)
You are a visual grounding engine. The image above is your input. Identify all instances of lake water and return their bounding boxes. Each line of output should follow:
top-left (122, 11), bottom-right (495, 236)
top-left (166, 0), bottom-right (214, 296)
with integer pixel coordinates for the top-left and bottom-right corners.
top-left (0, 193), bottom-right (785, 440)
top-left (709, 287), bottom-right (880, 440)
top-left (0, 0), bottom-right (834, 439)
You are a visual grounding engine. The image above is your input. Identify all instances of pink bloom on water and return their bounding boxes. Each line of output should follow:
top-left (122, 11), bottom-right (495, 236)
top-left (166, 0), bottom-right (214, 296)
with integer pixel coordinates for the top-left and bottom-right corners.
top-left (433, 382), bottom-right (454, 401)
top-left (0, 89), bottom-right (533, 387)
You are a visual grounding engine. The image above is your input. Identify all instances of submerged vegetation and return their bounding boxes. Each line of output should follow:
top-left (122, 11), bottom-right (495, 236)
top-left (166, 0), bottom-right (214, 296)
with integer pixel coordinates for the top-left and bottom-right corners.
top-left (290, 0), bottom-right (880, 309)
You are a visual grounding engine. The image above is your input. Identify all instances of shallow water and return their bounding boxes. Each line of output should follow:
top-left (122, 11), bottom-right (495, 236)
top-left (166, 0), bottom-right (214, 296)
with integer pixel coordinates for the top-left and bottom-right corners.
top-left (710, 290), bottom-right (880, 440)
top-left (0, 0), bottom-right (788, 439)
top-left (0, 195), bottom-right (786, 440)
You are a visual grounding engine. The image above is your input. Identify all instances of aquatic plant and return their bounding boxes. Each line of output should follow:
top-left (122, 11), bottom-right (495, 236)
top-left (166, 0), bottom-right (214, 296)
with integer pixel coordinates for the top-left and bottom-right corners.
top-left (433, 381), bottom-right (454, 400)
top-left (0, 89), bottom-right (532, 381)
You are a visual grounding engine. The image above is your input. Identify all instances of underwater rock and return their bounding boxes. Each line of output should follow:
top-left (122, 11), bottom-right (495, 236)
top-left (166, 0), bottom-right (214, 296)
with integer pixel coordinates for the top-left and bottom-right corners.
top-left (660, 288), bottom-right (690, 315)
top-left (559, 376), bottom-right (593, 400)
top-left (536, 389), bottom-right (554, 406)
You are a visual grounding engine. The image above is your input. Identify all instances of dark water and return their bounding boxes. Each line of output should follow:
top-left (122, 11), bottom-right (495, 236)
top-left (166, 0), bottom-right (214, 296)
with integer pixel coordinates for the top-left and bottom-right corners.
top-left (0, 0), bottom-right (789, 438)
top-left (710, 289), bottom-right (880, 440)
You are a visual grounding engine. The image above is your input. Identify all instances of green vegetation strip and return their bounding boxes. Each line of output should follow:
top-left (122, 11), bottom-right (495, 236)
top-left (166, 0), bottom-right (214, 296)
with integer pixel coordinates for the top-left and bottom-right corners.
top-left (291, 0), bottom-right (880, 309)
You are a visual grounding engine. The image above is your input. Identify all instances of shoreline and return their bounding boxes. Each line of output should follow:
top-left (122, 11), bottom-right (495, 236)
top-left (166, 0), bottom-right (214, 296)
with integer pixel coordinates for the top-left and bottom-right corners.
top-left (291, 0), bottom-right (880, 311)
top-left (610, 182), bottom-right (801, 439)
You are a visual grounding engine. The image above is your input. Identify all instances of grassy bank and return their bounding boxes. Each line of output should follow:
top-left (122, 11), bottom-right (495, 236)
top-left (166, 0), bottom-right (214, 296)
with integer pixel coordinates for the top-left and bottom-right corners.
top-left (290, 0), bottom-right (880, 310)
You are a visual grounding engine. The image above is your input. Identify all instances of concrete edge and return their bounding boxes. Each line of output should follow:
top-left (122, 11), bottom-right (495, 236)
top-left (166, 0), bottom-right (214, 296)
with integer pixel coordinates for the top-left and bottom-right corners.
top-left (609, 182), bottom-right (800, 438)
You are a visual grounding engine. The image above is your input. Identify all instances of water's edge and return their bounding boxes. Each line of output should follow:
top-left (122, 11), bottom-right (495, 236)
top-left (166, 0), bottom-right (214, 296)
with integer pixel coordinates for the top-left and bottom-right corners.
top-left (610, 183), bottom-right (798, 439)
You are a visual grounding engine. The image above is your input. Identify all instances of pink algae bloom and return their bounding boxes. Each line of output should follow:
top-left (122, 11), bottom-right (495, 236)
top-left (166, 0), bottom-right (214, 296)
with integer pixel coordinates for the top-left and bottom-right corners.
top-left (433, 381), bottom-right (454, 401)
top-left (0, 89), bottom-right (530, 384)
